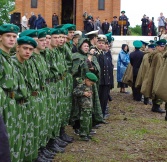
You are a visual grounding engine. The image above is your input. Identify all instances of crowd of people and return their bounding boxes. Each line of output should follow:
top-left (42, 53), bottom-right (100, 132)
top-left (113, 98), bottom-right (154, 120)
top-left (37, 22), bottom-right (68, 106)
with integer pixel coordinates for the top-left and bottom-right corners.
top-left (83, 11), bottom-right (130, 36)
top-left (19, 12), bottom-right (59, 32)
top-left (2, 10), bottom-right (167, 162)
top-left (0, 20), bottom-right (115, 162)
top-left (118, 38), bottom-right (167, 114)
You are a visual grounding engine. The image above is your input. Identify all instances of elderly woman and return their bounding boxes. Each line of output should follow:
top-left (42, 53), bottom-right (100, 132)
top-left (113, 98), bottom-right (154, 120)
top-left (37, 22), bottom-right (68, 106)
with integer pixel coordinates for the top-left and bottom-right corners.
top-left (117, 44), bottom-right (130, 93)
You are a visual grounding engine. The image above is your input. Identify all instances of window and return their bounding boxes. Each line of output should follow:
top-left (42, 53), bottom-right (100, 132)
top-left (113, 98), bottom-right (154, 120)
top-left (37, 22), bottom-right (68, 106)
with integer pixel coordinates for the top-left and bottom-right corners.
top-left (31, 0), bottom-right (38, 8)
top-left (98, 0), bottom-right (105, 10)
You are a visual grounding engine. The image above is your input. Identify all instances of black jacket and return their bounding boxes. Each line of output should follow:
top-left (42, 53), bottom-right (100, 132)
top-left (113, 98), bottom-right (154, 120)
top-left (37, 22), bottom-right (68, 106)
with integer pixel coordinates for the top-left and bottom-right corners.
top-left (85, 21), bottom-right (94, 32)
top-left (102, 22), bottom-right (110, 34)
top-left (29, 15), bottom-right (37, 29)
top-left (97, 51), bottom-right (114, 86)
top-left (130, 49), bottom-right (144, 77)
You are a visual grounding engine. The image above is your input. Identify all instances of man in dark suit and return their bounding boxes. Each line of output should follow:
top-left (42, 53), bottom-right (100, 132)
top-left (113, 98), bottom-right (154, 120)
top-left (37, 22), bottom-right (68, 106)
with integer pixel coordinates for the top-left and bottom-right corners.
top-left (102, 19), bottom-right (110, 34)
top-left (95, 35), bottom-right (113, 118)
top-left (85, 19), bottom-right (94, 33)
top-left (130, 40), bottom-right (144, 101)
top-left (111, 16), bottom-right (119, 35)
top-left (141, 14), bottom-right (149, 36)
top-left (28, 12), bottom-right (37, 29)
top-left (119, 11), bottom-right (128, 35)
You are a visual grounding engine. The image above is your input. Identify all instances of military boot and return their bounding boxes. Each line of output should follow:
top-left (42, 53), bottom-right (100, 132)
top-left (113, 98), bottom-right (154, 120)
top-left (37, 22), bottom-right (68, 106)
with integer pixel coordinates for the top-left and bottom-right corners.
top-left (152, 103), bottom-right (165, 113)
top-left (60, 127), bottom-right (74, 143)
top-left (35, 154), bottom-right (53, 162)
top-left (54, 137), bottom-right (68, 148)
top-left (144, 97), bottom-right (149, 105)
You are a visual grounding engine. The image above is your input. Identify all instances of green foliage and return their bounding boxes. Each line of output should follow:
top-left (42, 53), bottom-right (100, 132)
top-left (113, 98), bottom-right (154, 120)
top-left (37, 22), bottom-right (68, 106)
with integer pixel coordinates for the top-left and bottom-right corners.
top-left (128, 25), bottom-right (142, 36)
top-left (0, 0), bottom-right (15, 25)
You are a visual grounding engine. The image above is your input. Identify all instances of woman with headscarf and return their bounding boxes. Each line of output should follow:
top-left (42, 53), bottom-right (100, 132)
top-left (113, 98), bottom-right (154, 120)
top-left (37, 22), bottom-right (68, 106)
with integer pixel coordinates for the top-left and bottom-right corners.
top-left (117, 44), bottom-right (130, 93)
top-left (71, 38), bottom-right (104, 136)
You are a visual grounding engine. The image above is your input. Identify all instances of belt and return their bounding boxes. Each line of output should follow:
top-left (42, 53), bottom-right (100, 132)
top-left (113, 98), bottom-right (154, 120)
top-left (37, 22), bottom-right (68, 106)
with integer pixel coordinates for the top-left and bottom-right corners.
top-left (16, 99), bottom-right (26, 105)
top-left (61, 72), bottom-right (67, 80)
top-left (31, 91), bottom-right (38, 96)
top-left (40, 86), bottom-right (45, 91)
top-left (45, 79), bottom-right (50, 84)
top-left (50, 78), bottom-right (57, 83)
top-left (4, 90), bottom-right (15, 99)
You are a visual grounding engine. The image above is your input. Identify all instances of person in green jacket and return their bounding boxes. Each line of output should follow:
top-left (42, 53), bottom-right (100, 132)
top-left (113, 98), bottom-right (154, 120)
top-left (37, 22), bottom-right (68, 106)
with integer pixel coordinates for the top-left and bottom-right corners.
top-left (0, 24), bottom-right (19, 162)
top-left (71, 38), bottom-right (103, 134)
top-left (12, 36), bottom-right (37, 162)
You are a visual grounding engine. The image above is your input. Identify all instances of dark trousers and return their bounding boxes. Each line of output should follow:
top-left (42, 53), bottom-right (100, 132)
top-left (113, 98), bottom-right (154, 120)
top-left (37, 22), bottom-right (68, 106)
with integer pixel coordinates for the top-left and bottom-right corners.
top-left (0, 115), bottom-right (11, 162)
top-left (112, 29), bottom-right (119, 35)
top-left (142, 27), bottom-right (148, 36)
top-left (132, 76), bottom-right (142, 101)
top-left (99, 85), bottom-right (111, 116)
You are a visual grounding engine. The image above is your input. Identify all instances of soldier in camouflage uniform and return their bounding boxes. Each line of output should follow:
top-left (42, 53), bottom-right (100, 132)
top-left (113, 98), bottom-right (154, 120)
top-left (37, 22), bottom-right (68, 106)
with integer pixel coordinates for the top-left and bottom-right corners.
top-left (73, 72), bottom-right (98, 141)
top-left (0, 88), bottom-right (10, 162)
top-left (56, 28), bottom-right (75, 143)
top-left (0, 24), bottom-right (19, 162)
top-left (41, 28), bottom-right (68, 149)
top-left (11, 36), bottom-right (37, 162)
top-left (44, 28), bottom-right (67, 156)
top-left (18, 30), bottom-right (47, 161)
top-left (56, 24), bottom-right (75, 142)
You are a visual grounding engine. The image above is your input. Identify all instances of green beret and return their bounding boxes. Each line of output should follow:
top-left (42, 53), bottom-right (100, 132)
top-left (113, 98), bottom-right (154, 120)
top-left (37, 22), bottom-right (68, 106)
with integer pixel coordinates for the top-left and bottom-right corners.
top-left (17, 36), bottom-right (37, 48)
top-left (59, 28), bottom-right (68, 35)
top-left (62, 24), bottom-right (76, 31)
top-left (38, 29), bottom-right (46, 39)
top-left (0, 24), bottom-right (19, 35)
top-left (156, 39), bottom-right (166, 47)
top-left (55, 24), bottom-right (64, 29)
top-left (148, 43), bottom-right (156, 49)
top-left (42, 27), bottom-right (52, 35)
top-left (121, 11), bottom-right (125, 14)
top-left (140, 40), bottom-right (149, 46)
top-left (105, 32), bottom-right (112, 43)
top-left (149, 40), bottom-right (155, 44)
top-left (85, 72), bottom-right (98, 82)
top-left (111, 37), bottom-right (114, 42)
top-left (50, 28), bottom-right (61, 35)
top-left (133, 40), bottom-right (142, 48)
top-left (19, 29), bottom-right (38, 38)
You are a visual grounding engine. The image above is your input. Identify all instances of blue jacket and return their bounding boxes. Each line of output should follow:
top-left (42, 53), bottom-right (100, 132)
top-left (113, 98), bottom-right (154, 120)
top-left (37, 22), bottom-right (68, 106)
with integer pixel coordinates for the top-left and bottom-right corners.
top-left (117, 50), bottom-right (130, 82)
top-left (34, 15), bottom-right (46, 29)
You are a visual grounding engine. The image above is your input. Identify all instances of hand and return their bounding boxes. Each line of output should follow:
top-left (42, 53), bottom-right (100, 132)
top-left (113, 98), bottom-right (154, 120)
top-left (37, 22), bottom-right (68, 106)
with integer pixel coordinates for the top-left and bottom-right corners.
top-left (88, 55), bottom-right (92, 61)
top-left (89, 67), bottom-right (94, 71)
top-left (84, 91), bottom-right (92, 97)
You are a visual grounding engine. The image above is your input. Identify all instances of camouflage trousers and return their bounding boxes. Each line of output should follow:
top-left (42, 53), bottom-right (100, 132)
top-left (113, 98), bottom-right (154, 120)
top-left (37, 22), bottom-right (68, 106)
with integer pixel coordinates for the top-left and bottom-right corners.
top-left (79, 108), bottom-right (92, 137)
top-left (3, 96), bottom-right (17, 162)
top-left (45, 82), bottom-right (53, 140)
top-left (50, 81), bottom-right (62, 137)
top-left (38, 90), bottom-right (48, 147)
top-left (13, 102), bottom-right (27, 162)
top-left (92, 84), bottom-right (103, 125)
top-left (61, 73), bottom-right (73, 127)
top-left (24, 94), bottom-right (40, 161)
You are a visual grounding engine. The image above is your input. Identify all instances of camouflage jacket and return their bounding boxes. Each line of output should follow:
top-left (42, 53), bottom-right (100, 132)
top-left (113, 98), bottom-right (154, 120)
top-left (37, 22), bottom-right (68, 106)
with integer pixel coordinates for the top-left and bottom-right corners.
top-left (11, 55), bottom-right (29, 100)
top-left (73, 83), bottom-right (93, 109)
top-left (64, 42), bottom-right (73, 72)
top-left (0, 49), bottom-right (18, 91)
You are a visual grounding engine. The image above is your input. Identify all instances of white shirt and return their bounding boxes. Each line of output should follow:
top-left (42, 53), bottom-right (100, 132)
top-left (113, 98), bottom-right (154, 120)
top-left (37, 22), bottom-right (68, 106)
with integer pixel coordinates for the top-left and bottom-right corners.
top-left (21, 15), bottom-right (28, 28)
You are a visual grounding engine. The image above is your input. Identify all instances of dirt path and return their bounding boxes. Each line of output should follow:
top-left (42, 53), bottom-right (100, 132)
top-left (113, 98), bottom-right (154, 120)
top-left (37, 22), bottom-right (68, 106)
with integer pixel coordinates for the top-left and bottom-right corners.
top-left (53, 90), bottom-right (167, 162)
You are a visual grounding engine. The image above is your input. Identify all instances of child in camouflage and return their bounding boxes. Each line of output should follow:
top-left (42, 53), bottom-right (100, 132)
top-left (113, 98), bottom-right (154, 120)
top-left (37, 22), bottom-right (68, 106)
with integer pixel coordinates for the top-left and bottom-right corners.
top-left (73, 72), bottom-right (98, 141)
